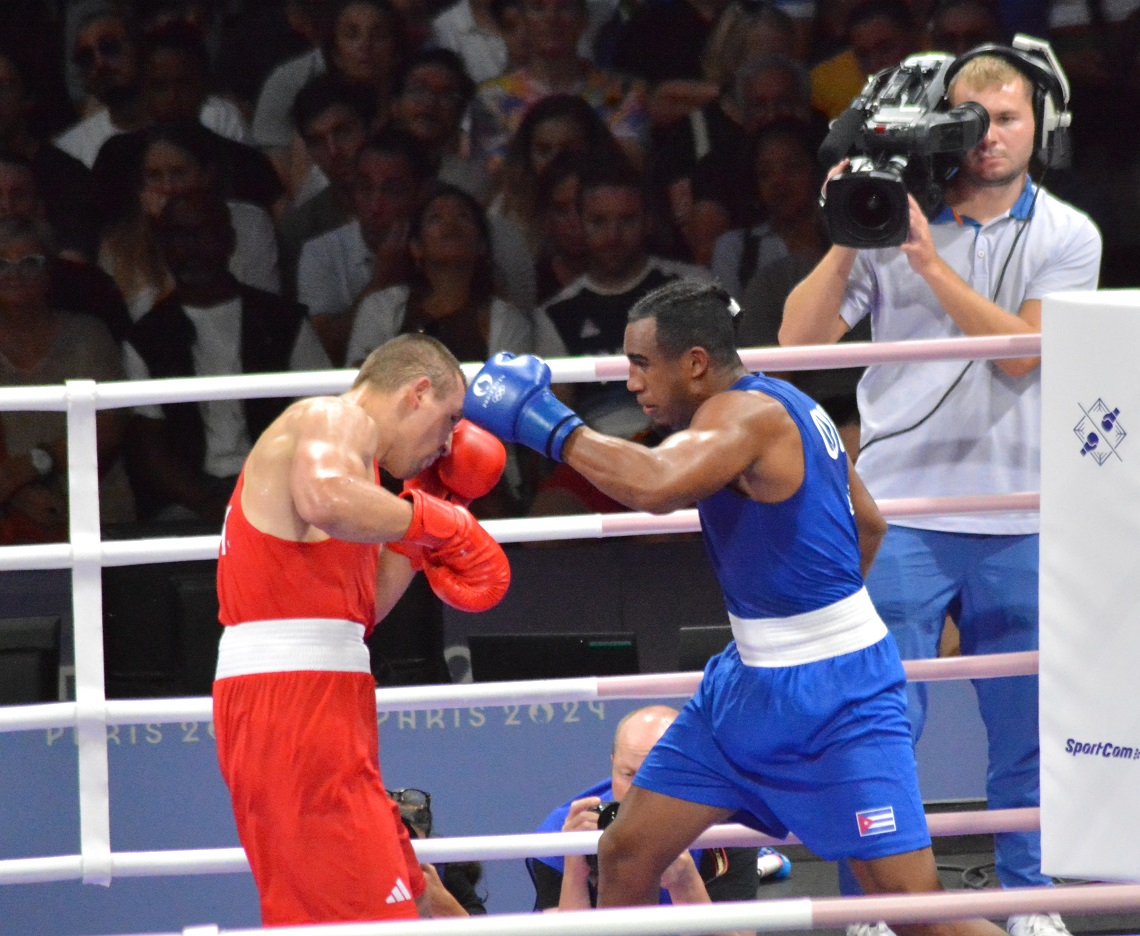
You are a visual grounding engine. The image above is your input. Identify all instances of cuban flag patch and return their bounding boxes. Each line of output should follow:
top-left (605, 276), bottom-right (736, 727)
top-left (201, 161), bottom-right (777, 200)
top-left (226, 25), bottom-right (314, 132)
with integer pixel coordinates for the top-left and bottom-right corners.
top-left (856, 806), bottom-right (897, 837)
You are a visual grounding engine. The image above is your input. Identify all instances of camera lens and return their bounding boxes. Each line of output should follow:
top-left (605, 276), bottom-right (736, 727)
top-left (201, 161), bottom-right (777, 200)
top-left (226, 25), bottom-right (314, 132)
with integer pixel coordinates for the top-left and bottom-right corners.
top-left (846, 181), bottom-right (895, 232)
top-left (597, 801), bottom-right (620, 829)
top-left (824, 168), bottom-right (909, 248)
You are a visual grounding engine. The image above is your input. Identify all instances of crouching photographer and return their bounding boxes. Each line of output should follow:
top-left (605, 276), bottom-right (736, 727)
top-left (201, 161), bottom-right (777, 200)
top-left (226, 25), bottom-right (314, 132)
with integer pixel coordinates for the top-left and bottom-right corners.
top-left (389, 787), bottom-right (487, 917)
top-left (780, 35), bottom-right (1100, 936)
top-left (526, 706), bottom-right (774, 933)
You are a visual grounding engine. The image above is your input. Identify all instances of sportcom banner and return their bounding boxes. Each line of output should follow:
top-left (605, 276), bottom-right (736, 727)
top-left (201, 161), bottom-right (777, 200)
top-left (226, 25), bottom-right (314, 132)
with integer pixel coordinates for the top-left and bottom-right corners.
top-left (1040, 290), bottom-right (1140, 882)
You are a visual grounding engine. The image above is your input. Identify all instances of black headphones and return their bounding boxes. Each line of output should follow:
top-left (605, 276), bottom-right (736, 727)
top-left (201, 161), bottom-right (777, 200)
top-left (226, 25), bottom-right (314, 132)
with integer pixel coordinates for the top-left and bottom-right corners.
top-left (942, 34), bottom-right (1072, 168)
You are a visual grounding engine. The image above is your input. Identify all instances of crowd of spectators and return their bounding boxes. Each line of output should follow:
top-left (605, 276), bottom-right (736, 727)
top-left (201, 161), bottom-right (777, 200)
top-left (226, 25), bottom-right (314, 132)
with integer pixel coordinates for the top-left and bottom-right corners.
top-left (0, 0), bottom-right (1134, 543)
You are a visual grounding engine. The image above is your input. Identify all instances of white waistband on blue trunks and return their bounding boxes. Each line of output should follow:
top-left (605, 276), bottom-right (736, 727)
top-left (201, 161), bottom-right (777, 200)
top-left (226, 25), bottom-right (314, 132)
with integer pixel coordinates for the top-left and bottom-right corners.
top-left (730, 587), bottom-right (887, 667)
top-left (214, 618), bottom-right (371, 679)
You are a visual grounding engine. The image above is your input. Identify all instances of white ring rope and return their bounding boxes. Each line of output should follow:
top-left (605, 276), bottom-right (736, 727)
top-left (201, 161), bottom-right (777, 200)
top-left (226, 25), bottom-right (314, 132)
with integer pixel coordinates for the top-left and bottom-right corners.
top-left (0, 650), bottom-right (1041, 734)
top-left (0, 807), bottom-right (1043, 886)
top-left (0, 490), bottom-right (1040, 571)
top-left (0, 334), bottom-right (1044, 415)
top-left (1, 334), bottom-right (1077, 930)
top-left (74, 883), bottom-right (1140, 936)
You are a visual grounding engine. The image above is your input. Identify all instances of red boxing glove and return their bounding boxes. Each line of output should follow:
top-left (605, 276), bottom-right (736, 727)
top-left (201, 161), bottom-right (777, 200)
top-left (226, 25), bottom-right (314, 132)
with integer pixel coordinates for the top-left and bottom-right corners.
top-left (390, 420), bottom-right (507, 570)
top-left (409, 419), bottom-right (507, 506)
top-left (397, 489), bottom-right (510, 612)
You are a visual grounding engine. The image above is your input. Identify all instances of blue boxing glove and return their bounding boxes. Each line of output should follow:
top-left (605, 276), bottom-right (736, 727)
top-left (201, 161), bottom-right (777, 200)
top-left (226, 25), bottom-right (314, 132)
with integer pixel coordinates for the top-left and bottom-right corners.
top-left (463, 352), bottom-right (584, 461)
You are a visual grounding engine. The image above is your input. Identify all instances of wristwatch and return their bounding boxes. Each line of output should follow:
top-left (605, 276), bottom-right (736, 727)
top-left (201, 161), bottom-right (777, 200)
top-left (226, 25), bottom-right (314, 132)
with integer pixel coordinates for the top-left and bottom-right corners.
top-left (28, 446), bottom-right (54, 478)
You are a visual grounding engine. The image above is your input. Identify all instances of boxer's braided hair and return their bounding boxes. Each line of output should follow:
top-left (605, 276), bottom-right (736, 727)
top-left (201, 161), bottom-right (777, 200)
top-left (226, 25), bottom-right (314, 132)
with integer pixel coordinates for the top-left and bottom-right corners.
top-left (628, 280), bottom-right (742, 368)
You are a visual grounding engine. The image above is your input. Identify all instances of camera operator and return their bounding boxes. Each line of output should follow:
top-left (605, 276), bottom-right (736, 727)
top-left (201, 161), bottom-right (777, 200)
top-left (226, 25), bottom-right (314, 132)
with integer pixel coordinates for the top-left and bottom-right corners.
top-left (526, 705), bottom-right (767, 928)
top-left (779, 41), bottom-right (1101, 936)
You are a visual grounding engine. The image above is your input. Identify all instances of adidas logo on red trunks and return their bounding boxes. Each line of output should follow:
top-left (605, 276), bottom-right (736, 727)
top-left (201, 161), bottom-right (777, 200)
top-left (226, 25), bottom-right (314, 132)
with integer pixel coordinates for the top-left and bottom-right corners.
top-left (385, 878), bottom-right (413, 904)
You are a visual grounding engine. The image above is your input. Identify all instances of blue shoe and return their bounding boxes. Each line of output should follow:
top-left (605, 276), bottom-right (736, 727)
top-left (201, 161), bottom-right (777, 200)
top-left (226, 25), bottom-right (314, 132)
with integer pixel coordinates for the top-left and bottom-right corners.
top-left (757, 846), bottom-right (792, 880)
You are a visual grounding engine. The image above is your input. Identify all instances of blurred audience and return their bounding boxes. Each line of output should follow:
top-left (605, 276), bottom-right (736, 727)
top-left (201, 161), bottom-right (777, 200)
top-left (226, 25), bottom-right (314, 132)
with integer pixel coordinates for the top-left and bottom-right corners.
top-left (324, 0), bottom-right (405, 107)
top-left (0, 153), bottom-right (131, 344)
top-left (391, 49), bottom-right (489, 202)
top-left (0, 53), bottom-right (100, 262)
top-left (56, 3), bottom-right (148, 168)
top-left (121, 189), bottom-right (327, 526)
top-left (250, 0), bottom-right (338, 188)
top-left (928, 0), bottom-right (1005, 56)
top-left (466, 0), bottom-right (650, 175)
top-left (431, 0), bottom-right (513, 84)
top-left (491, 93), bottom-right (625, 256)
top-left (653, 53), bottom-right (819, 265)
top-left (0, 217), bottom-right (134, 544)
top-left (540, 158), bottom-right (707, 437)
top-left (345, 181), bottom-right (563, 367)
top-left (280, 73), bottom-right (376, 290)
top-left (296, 128), bottom-right (431, 363)
top-left (709, 119), bottom-right (827, 299)
top-left (609, 0), bottom-right (731, 85)
top-left (91, 22), bottom-right (286, 225)
top-left (98, 120), bottom-right (281, 322)
top-left (809, 0), bottom-right (921, 120)
top-left (533, 150), bottom-right (590, 303)
top-left (138, 18), bottom-right (253, 144)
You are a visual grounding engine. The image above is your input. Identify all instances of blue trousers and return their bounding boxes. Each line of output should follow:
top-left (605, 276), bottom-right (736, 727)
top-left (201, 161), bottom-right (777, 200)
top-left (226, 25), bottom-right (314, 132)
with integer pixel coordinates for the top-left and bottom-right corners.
top-left (838, 525), bottom-right (1046, 894)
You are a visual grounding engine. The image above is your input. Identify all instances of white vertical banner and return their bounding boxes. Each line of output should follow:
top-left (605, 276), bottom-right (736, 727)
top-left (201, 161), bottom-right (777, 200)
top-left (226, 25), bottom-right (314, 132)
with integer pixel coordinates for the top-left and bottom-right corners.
top-left (1040, 289), bottom-right (1140, 882)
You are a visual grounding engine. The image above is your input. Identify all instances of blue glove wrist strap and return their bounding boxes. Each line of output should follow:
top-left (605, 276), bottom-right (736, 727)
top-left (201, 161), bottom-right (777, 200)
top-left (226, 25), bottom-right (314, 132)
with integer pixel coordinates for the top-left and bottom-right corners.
top-left (548, 414), bottom-right (584, 461)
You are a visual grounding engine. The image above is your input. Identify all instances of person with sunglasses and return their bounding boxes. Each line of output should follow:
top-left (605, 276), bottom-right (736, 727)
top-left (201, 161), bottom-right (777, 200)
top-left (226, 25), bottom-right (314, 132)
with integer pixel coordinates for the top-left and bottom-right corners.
top-left (57, 3), bottom-right (147, 169)
top-left (389, 787), bottom-right (489, 917)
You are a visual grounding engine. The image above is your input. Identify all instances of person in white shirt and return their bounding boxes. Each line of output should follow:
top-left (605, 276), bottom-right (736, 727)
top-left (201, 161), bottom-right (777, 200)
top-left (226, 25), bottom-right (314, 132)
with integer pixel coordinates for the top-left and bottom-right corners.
top-left (56, 4), bottom-right (148, 169)
top-left (346, 181), bottom-right (564, 367)
top-left (100, 121), bottom-right (282, 322)
top-left (122, 190), bottom-right (328, 525)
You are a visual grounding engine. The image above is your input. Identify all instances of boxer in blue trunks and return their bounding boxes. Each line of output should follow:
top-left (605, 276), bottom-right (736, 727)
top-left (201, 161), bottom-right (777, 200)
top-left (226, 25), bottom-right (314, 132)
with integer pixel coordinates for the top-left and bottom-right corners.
top-left (463, 279), bottom-right (1007, 936)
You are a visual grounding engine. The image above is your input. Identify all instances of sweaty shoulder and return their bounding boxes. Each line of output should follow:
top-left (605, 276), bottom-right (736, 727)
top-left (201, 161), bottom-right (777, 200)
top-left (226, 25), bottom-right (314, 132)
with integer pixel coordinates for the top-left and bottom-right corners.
top-left (696, 388), bottom-right (804, 500)
top-left (243, 395), bottom-right (378, 539)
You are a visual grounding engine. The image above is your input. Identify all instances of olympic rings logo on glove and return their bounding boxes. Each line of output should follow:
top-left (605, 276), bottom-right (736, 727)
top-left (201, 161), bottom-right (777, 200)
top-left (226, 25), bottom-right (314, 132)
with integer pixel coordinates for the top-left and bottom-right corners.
top-left (470, 373), bottom-right (507, 404)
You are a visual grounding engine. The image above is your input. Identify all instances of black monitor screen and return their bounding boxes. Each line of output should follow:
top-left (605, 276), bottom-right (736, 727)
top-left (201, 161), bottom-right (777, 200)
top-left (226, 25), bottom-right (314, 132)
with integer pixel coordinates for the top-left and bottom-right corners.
top-left (468, 633), bottom-right (639, 682)
top-left (0, 616), bottom-right (62, 705)
top-left (677, 624), bottom-right (732, 672)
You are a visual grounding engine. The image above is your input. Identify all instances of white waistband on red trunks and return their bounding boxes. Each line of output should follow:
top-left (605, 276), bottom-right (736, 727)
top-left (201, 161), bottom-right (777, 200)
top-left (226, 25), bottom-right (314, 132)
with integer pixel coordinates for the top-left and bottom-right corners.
top-left (730, 587), bottom-right (887, 667)
top-left (214, 618), bottom-right (371, 679)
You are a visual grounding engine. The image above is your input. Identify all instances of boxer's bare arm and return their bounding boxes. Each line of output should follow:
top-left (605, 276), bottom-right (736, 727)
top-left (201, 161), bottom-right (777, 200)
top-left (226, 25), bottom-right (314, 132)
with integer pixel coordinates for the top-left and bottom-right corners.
top-left (374, 548), bottom-right (417, 623)
top-left (562, 392), bottom-right (804, 514)
top-left (241, 396), bottom-right (413, 544)
top-left (848, 456), bottom-right (886, 577)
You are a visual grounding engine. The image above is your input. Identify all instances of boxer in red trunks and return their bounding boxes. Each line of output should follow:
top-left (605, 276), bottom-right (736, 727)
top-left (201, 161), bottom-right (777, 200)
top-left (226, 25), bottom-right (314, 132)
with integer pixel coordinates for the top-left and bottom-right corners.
top-left (213, 333), bottom-right (509, 926)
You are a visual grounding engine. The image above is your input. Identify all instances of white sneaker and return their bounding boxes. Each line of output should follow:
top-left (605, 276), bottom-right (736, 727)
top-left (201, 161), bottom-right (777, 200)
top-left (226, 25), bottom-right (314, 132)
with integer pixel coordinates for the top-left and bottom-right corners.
top-left (846, 924), bottom-right (898, 936)
top-left (1007, 913), bottom-right (1072, 936)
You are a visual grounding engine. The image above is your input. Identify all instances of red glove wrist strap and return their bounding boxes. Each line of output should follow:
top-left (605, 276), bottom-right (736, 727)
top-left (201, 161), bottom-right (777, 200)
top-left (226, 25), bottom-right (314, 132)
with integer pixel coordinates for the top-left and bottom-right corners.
top-left (399, 489), bottom-right (465, 549)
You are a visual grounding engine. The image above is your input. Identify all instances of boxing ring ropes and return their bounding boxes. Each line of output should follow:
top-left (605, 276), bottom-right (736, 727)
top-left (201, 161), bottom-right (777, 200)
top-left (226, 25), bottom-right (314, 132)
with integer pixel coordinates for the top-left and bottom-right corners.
top-left (2, 333), bottom-right (1139, 936)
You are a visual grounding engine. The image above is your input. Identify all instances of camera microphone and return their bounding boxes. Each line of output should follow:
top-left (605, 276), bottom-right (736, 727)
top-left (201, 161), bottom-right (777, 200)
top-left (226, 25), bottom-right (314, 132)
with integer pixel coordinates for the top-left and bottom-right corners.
top-left (818, 107), bottom-right (865, 171)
